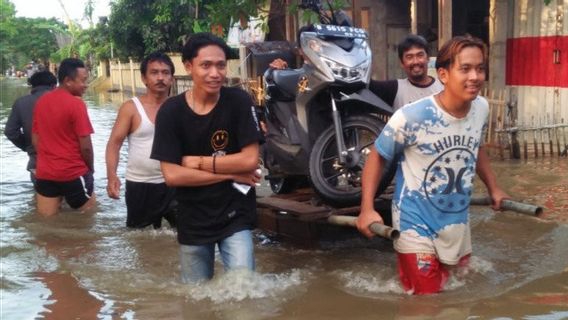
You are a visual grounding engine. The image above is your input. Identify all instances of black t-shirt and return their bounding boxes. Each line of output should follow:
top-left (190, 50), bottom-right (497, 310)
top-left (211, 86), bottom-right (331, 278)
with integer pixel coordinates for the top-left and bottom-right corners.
top-left (369, 79), bottom-right (398, 107)
top-left (151, 87), bottom-right (263, 245)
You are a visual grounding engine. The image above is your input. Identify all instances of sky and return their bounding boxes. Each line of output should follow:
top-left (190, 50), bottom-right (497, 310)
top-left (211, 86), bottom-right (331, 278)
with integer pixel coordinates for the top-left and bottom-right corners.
top-left (11, 0), bottom-right (111, 27)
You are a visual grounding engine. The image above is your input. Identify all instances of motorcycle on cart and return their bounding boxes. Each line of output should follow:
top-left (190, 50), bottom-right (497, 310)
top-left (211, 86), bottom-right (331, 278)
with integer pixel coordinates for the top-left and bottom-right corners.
top-left (260, 0), bottom-right (394, 207)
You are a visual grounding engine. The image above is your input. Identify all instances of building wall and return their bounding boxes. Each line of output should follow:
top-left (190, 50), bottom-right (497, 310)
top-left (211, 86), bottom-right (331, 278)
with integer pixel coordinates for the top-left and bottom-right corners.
top-left (362, 0), bottom-right (412, 80)
top-left (503, 0), bottom-right (567, 128)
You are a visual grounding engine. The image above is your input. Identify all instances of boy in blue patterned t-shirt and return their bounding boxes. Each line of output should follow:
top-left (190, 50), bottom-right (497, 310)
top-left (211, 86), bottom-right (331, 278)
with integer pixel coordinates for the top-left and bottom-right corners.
top-left (356, 35), bottom-right (509, 295)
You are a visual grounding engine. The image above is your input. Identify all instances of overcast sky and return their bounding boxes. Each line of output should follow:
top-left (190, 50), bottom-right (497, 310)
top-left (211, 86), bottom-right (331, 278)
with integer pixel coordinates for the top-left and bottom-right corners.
top-left (11, 0), bottom-right (111, 26)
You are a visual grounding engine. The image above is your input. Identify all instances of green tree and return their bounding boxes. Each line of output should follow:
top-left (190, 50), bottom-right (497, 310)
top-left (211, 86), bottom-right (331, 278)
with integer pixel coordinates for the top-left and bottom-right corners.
top-left (84, 0), bottom-right (95, 28)
top-left (0, 0), bottom-right (17, 71)
top-left (12, 18), bottom-right (64, 66)
top-left (108, 0), bottom-right (197, 60)
top-left (1, 1), bottom-right (65, 74)
top-left (102, 0), bottom-right (374, 60)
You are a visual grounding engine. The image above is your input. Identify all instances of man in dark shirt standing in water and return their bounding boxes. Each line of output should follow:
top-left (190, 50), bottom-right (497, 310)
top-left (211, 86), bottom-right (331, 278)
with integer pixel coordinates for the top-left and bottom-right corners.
top-left (151, 33), bottom-right (263, 283)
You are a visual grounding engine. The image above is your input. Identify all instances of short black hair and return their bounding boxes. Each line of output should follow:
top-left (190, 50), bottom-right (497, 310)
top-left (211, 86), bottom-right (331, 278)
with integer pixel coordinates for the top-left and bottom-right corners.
top-left (397, 35), bottom-right (430, 62)
top-left (140, 51), bottom-right (175, 76)
top-left (57, 58), bottom-right (86, 83)
top-left (181, 32), bottom-right (231, 63)
top-left (28, 70), bottom-right (57, 88)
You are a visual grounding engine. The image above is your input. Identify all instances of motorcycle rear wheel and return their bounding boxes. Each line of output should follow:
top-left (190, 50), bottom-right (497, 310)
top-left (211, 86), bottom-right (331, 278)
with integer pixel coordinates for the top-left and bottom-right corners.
top-left (309, 115), bottom-right (385, 207)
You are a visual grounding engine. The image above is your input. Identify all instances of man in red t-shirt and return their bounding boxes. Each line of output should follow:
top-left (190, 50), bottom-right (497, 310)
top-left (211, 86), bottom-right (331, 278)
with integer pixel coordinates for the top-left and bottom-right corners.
top-left (32, 58), bottom-right (95, 216)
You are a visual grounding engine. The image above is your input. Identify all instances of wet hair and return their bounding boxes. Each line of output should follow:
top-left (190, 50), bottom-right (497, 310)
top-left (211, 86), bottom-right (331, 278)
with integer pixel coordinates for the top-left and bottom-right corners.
top-left (181, 32), bottom-right (231, 63)
top-left (435, 35), bottom-right (488, 70)
top-left (57, 58), bottom-right (86, 83)
top-left (140, 51), bottom-right (175, 76)
top-left (397, 35), bottom-right (430, 62)
top-left (28, 70), bottom-right (57, 88)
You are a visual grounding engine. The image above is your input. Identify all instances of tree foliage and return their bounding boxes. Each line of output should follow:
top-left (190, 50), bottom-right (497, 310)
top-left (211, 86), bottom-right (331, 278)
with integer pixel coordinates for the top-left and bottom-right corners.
top-left (106, 0), bottom-right (284, 60)
top-left (0, 0), bottom-right (17, 71)
top-left (3, 0), bottom-right (351, 68)
top-left (108, 0), bottom-right (197, 60)
top-left (0, 0), bottom-right (66, 72)
top-left (13, 18), bottom-right (63, 65)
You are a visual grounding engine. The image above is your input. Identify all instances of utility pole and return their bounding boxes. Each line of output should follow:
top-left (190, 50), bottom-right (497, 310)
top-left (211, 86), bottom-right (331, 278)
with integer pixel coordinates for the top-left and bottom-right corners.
top-left (56, 0), bottom-right (77, 31)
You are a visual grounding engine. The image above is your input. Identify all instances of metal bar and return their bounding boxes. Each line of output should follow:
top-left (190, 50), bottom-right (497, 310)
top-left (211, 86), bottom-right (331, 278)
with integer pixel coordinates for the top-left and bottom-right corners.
top-left (496, 124), bottom-right (568, 133)
top-left (327, 215), bottom-right (400, 240)
top-left (470, 196), bottom-right (543, 217)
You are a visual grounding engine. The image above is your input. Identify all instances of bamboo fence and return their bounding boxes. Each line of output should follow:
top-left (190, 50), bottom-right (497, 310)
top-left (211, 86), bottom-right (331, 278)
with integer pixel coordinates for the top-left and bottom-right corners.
top-left (482, 88), bottom-right (568, 159)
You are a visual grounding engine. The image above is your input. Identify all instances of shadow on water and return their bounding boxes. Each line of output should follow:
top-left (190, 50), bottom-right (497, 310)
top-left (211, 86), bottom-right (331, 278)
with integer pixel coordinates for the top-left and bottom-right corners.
top-left (1, 77), bottom-right (567, 319)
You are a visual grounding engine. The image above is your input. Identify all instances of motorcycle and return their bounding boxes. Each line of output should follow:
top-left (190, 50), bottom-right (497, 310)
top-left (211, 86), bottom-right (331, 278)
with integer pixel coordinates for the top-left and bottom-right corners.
top-left (261, 0), bottom-right (394, 207)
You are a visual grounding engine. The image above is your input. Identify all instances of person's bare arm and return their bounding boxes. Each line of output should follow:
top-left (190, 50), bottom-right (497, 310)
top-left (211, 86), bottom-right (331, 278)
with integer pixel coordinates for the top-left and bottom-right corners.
top-left (356, 147), bottom-right (386, 238)
top-left (269, 58), bottom-right (288, 69)
top-left (181, 143), bottom-right (259, 174)
top-left (79, 135), bottom-right (94, 173)
top-left (105, 101), bottom-right (134, 199)
top-left (161, 161), bottom-right (260, 187)
top-left (476, 146), bottom-right (509, 210)
top-left (32, 132), bottom-right (39, 150)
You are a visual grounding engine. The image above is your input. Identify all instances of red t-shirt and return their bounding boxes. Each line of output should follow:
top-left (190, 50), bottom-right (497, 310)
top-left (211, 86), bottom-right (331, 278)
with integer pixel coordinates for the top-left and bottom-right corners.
top-left (32, 88), bottom-right (94, 181)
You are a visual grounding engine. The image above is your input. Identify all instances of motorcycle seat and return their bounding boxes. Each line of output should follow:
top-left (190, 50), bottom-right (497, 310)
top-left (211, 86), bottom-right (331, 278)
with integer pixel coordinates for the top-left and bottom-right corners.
top-left (270, 68), bottom-right (306, 101)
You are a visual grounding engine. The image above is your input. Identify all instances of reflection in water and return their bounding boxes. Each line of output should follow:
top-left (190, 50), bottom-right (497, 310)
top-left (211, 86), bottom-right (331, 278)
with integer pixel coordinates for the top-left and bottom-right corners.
top-left (1, 78), bottom-right (568, 319)
top-left (35, 271), bottom-right (104, 320)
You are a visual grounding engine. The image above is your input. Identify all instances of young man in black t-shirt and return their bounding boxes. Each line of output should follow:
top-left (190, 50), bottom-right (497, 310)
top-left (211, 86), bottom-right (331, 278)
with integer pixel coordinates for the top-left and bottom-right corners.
top-left (151, 33), bottom-right (263, 283)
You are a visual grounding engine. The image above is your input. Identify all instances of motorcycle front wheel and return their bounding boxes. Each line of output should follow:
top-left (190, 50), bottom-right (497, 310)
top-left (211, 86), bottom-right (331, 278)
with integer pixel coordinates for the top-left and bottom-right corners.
top-left (309, 115), bottom-right (385, 207)
top-left (268, 175), bottom-right (297, 194)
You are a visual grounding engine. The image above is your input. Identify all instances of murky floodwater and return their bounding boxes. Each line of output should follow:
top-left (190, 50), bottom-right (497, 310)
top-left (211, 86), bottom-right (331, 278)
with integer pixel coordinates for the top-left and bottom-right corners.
top-left (1, 78), bottom-right (567, 320)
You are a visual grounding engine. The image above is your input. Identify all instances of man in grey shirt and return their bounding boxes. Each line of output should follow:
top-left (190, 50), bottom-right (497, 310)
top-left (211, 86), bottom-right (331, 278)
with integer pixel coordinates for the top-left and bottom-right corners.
top-left (4, 70), bottom-right (57, 183)
top-left (370, 35), bottom-right (443, 110)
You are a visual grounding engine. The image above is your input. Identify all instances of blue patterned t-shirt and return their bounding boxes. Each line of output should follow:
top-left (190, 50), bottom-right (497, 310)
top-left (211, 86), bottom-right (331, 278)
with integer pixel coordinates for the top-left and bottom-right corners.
top-left (375, 95), bottom-right (489, 264)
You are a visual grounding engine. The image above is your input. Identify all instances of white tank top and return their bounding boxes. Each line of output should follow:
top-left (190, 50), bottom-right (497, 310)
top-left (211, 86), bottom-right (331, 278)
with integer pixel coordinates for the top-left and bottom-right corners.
top-left (125, 97), bottom-right (164, 183)
top-left (392, 78), bottom-right (444, 111)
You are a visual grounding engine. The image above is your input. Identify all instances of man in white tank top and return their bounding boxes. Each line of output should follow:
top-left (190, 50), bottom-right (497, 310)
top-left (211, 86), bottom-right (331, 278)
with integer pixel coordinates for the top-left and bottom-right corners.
top-left (105, 52), bottom-right (177, 229)
top-left (370, 35), bottom-right (443, 110)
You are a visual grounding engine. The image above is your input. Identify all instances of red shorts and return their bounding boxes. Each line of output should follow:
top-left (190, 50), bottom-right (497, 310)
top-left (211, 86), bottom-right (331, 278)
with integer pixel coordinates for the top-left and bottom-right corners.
top-left (397, 252), bottom-right (470, 295)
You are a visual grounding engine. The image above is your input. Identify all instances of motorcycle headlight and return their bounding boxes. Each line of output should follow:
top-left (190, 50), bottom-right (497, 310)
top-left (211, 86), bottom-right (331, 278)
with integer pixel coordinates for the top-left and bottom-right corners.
top-left (321, 58), bottom-right (370, 83)
top-left (301, 34), bottom-right (335, 82)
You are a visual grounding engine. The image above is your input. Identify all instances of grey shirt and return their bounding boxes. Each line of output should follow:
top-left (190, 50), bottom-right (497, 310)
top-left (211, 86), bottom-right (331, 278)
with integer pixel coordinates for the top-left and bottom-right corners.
top-left (4, 85), bottom-right (53, 170)
top-left (369, 76), bottom-right (443, 111)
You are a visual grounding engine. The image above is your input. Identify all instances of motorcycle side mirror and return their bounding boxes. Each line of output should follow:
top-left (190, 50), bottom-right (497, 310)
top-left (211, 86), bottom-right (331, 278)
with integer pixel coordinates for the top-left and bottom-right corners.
top-left (333, 10), bottom-right (353, 27)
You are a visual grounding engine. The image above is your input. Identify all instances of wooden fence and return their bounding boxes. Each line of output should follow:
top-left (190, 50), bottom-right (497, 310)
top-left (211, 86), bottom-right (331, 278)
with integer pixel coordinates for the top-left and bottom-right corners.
top-left (482, 89), bottom-right (568, 159)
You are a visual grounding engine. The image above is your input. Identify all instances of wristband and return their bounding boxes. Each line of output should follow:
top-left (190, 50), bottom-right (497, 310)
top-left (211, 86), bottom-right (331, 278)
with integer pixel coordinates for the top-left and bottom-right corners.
top-left (213, 154), bottom-right (217, 174)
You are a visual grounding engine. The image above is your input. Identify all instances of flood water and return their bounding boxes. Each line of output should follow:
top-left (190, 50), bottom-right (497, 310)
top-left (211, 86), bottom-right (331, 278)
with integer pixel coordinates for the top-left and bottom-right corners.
top-left (1, 77), bottom-right (567, 319)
